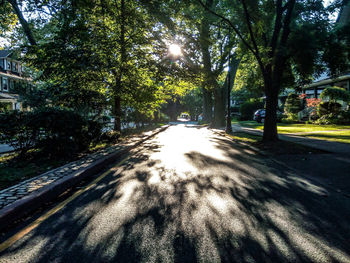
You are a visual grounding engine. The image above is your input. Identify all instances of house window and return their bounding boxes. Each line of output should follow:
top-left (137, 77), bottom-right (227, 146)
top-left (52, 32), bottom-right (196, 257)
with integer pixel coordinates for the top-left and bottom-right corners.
top-left (6, 60), bottom-right (11, 71)
top-left (2, 77), bottom-right (8, 91)
top-left (0, 59), bottom-right (4, 69)
top-left (12, 62), bottom-right (18, 72)
top-left (305, 90), bottom-right (314, 95)
top-left (9, 79), bottom-right (14, 91)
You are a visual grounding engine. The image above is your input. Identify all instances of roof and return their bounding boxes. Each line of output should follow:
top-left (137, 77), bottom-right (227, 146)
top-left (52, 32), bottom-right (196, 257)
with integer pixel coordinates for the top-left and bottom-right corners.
top-left (0, 50), bottom-right (12, 58)
top-left (305, 72), bottom-right (350, 89)
top-left (0, 71), bottom-right (28, 81)
top-left (0, 92), bottom-right (18, 102)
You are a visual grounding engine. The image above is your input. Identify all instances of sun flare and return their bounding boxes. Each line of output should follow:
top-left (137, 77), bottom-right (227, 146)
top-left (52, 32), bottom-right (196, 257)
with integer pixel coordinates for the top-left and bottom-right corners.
top-left (169, 44), bottom-right (182, 56)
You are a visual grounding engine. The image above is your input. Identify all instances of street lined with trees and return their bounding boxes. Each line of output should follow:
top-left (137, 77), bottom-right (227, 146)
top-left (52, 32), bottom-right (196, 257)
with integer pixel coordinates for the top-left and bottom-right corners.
top-left (0, 1), bottom-right (350, 261)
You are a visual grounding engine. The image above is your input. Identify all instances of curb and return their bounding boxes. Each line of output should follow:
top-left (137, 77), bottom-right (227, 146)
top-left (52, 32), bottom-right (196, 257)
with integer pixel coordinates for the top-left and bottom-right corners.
top-left (0, 125), bottom-right (169, 231)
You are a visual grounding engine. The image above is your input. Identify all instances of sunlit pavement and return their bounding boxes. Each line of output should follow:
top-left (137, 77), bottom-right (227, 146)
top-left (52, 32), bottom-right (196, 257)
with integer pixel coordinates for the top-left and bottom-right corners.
top-left (1, 124), bottom-right (349, 262)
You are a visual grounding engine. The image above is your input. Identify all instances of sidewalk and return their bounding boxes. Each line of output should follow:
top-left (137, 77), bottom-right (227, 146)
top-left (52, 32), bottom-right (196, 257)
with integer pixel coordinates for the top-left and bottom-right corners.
top-left (232, 124), bottom-right (350, 154)
top-left (0, 125), bottom-right (169, 229)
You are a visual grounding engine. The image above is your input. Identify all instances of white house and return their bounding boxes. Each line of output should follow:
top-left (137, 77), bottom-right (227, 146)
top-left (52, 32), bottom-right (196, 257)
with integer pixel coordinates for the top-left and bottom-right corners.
top-left (0, 50), bottom-right (30, 111)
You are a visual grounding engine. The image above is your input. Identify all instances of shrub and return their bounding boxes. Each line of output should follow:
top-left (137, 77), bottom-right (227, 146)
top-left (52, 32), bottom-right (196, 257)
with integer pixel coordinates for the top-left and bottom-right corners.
top-left (284, 93), bottom-right (303, 114)
top-left (314, 113), bottom-right (338, 125)
top-left (0, 108), bottom-right (103, 158)
top-left (34, 108), bottom-right (103, 157)
top-left (320, 86), bottom-right (350, 102)
top-left (306, 98), bottom-right (322, 108)
top-left (281, 113), bottom-right (298, 123)
top-left (100, 130), bottom-right (121, 143)
top-left (239, 101), bottom-right (264, 120)
top-left (313, 110), bottom-right (350, 125)
top-left (231, 106), bottom-right (240, 113)
top-left (305, 98), bottom-right (321, 120)
top-left (337, 110), bottom-right (350, 124)
top-left (318, 101), bottom-right (342, 116)
top-left (0, 111), bottom-right (39, 156)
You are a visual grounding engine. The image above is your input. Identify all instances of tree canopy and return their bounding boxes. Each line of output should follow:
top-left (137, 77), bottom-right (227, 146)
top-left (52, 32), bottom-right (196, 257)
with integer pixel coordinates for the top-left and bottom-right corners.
top-left (1, 0), bottom-right (348, 141)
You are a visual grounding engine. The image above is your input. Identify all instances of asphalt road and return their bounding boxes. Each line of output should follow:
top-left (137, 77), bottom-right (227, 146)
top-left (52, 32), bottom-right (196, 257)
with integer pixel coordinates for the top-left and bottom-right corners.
top-left (1, 124), bottom-right (349, 262)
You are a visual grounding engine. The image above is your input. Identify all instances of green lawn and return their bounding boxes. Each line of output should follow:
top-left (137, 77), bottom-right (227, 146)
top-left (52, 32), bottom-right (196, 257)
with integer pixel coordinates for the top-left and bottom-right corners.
top-left (231, 119), bottom-right (350, 143)
top-left (232, 120), bottom-right (350, 133)
top-left (227, 132), bottom-right (261, 143)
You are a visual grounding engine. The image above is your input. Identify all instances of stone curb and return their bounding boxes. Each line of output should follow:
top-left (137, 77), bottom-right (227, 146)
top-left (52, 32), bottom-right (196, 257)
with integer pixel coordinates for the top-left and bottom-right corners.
top-left (0, 125), bottom-right (169, 231)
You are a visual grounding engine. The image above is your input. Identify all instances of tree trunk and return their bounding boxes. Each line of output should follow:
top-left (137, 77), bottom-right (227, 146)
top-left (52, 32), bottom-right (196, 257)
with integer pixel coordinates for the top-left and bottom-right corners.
top-left (263, 78), bottom-right (279, 142)
top-left (202, 88), bottom-right (213, 122)
top-left (225, 54), bottom-right (241, 130)
top-left (228, 55), bottom-right (241, 91)
top-left (114, 96), bottom-right (122, 132)
top-left (212, 85), bottom-right (226, 128)
top-left (199, 0), bottom-right (215, 123)
top-left (169, 100), bottom-right (177, 121)
top-left (113, 0), bottom-right (126, 133)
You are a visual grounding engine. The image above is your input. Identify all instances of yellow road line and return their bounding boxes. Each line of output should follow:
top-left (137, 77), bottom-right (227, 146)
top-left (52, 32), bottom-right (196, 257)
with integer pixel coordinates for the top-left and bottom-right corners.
top-left (0, 156), bottom-right (130, 253)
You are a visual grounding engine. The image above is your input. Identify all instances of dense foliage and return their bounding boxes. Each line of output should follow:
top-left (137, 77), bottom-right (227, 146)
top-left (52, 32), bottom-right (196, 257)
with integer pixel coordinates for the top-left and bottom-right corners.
top-left (320, 86), bottom-right (350, 103)
top-left (285, 93), bottom-right (303, 114)
top-left (318, 101), bottom-right (343, 116)
top-left (0, 108), bottom-right (102, 158)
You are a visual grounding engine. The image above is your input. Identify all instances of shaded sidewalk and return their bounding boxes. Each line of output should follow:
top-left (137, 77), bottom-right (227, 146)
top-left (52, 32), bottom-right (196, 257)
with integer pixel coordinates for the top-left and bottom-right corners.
top-left (231, 124), bottom-right (350, 154)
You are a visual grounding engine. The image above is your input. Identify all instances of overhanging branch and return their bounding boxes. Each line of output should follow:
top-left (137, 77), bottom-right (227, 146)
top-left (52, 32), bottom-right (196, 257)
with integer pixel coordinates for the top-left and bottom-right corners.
top-left (196, 0), bottom-right (266, 76)
top-left (196, 0), bottom-right (255, 56)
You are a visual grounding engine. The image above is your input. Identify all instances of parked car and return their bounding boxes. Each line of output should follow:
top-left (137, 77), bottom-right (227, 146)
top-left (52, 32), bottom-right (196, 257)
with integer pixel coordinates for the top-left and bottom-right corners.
top-left (253, 109), bottom-right (283, 123)
top-left (254, 109), bottom-right (265, 123)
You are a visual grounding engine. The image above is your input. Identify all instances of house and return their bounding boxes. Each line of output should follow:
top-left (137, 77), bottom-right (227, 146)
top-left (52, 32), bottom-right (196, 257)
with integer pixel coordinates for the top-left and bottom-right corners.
top-left (302, 72), bottom-right (350, 100)
top-left (302, 1), bottom-right (350, 101)
top-left (0, 50), bottom-right (30, 111)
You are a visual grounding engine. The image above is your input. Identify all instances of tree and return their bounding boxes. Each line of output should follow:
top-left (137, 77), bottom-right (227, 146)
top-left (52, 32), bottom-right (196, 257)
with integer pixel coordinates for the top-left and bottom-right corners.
top-left (19, 0), bottom-right (171, 132)
top-left (195, 0), bottom-right (239, 127)
top-left (0, 1), bottom-right (17, 38)
top-left (198, 0), bottom-right (339, 141)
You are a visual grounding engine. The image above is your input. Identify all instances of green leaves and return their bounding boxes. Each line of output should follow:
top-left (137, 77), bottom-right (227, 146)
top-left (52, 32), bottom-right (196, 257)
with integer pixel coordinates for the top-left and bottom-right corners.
top-left (320, 86), bottom-right (350, 102)
top-left (0, 1), bottom-right (17, 36)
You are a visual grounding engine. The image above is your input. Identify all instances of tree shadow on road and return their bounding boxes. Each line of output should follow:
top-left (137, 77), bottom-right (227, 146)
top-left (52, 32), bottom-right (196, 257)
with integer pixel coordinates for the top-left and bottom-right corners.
top-left (2, 130), bottom-right (350, 263)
